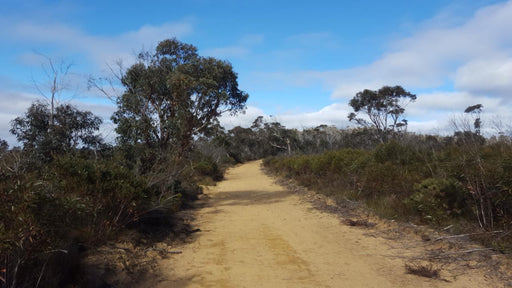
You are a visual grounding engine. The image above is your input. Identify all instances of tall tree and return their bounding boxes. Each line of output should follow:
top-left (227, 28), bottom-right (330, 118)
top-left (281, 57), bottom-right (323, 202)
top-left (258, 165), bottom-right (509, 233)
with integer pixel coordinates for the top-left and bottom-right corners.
top-left (32, 55), bottom-right (75, 129)
top-left (112, 38), bottom-right (248, 159)
top-left (348, 85), bottom-right (416, 142)
top-left (464, 104), bottom-right (483, 136)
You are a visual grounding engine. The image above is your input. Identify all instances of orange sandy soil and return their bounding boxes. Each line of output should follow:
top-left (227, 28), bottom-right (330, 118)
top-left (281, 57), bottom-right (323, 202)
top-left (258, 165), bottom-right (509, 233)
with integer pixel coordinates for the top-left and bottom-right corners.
top-left (146, 160), bottom-right (509, 288)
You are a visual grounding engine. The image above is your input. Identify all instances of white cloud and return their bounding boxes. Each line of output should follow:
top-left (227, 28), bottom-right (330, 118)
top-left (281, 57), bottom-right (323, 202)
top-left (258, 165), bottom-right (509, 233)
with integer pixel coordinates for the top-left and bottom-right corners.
top-left (455, 57), bottom-right (512, 97)
top-left (119, 22), bottom-right (193, 46)
top-left (238, 1), bottom-right (512, 135)
top-left (219, 106), bottom-right (266, 129)
top-left (2, 19), bottom-right (194, 70)
top-left (342, 0), bottom-right (512, 95)
top-left (408, 119), bottom-right (451, 136)
top-left (408, 91), bottom-right (506, 120)
top-left (252, 1), bottom-right (512, 102)
top-left (276, 103), bottom-right (352, 129)
top-left (0, 91), bottom-right (39, 116)
top-left (219, 103), bottom-right (352, 130)
top-left (239, 34), bottom-right (264, 46)
top-left (203, 34), bottom-right (264, 60)
top-left (0, 90), bottom-right (40, 145)
top-left (410, 91), bottom-right (488, 114)
top-left (405, 90), bottom-right (512, 135)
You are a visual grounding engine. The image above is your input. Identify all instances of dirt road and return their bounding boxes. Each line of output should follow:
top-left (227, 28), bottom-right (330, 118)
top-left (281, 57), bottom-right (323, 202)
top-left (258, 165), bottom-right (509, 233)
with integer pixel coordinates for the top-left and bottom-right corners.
top-left (154, 161), bottom-right (499, 287)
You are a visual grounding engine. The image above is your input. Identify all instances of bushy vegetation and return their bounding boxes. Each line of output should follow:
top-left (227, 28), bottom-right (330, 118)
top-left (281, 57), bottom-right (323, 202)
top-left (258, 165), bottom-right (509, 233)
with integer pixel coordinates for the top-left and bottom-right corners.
top-left (264, 135), bottom-right (512, 251)
top-left (2, 150), bottom-right (137, 285)
top-left (0, 38), bottom-right (247, 288)
top-left (209, 119), bottom-right (384, 163)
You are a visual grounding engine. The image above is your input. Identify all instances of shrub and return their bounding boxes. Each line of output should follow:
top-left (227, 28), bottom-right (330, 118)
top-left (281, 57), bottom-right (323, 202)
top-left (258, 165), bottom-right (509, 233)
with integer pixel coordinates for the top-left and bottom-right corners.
top-left (0, 152), bottom-right (153, 287)
top-left (193, 160), bottom-right (223, 181)
top-left (406, 178), bottom-right (467, 225)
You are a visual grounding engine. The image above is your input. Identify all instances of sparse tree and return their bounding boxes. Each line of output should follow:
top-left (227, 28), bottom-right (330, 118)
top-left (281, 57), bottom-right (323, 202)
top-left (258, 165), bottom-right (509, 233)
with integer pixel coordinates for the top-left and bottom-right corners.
top-left (32, 54), bottom-right (75, 128)
top-left (464, 104), bottom-right (483, 136)
top-left (348, 85), bottom-right (416, 142)
top-left (451, 104), bottom-right (485, 146)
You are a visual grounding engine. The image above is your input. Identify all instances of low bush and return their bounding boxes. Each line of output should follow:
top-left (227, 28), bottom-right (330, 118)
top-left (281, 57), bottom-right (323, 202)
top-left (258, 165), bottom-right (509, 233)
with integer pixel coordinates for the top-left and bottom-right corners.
top-left (405, 178), bottom-right (467, 225)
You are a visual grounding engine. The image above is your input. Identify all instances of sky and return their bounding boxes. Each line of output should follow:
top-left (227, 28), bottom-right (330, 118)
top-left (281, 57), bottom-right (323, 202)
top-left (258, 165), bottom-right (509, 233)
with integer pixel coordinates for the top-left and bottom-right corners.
top-left (1, 0), bottom-right (512, 145)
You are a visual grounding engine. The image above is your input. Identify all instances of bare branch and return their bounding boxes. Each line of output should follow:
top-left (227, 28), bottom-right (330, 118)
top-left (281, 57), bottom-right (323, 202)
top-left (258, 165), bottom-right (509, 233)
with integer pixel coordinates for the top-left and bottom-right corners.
top-left (87, 59), bottom-right (126, 103)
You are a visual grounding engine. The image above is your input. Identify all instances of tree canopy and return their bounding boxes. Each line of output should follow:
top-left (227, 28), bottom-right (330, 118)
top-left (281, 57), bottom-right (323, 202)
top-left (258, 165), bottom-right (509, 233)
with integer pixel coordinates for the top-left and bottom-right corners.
top-left (464, 104), bottom-right (483, 136)
top-left (348, 85), bottom-right (416, 142)
top-left (112, 38), bottom-right (248, 159)
top-left (10, 101), bottom-right (103, 160)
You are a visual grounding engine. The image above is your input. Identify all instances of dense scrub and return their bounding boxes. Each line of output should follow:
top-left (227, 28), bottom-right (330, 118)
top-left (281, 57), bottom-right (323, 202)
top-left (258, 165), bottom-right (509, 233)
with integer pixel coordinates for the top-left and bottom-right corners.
top-left (214, 120), bottom-right (384, 163)
top-left (264, 136), bottom-right (512, 251)
top-left (0, 145), bottom-right (223, 287)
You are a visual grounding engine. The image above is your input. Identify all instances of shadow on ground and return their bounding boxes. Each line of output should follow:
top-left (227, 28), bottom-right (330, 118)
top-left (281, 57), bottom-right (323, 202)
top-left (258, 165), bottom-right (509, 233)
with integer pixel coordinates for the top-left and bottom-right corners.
top-left (209, 189), bottom-right (293, 207)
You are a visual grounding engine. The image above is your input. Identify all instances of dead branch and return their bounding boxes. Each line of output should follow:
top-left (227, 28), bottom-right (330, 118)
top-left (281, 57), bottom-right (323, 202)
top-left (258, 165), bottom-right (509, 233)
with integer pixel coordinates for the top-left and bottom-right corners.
top-left (434, 231), bottom-right (504, 242)
top-left (434, 248), bottom-right (493, 256)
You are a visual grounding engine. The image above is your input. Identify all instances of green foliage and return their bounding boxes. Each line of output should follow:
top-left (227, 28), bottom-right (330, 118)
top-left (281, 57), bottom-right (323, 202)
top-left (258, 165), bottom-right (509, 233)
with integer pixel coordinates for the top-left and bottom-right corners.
top-left (222, 118), bottom-right (299, 162)
top-left (193, 160), bottom-right (223, 181)
top-left (10, 101), bottom-right (103, 163)
top-left (406, 178), bottom-right (466, 224)
top-left (0, 145), bottom-right (213, 287)
top-left (113, 38), bottom-right (248, 162)
top-left (348, 85), bottom-right (416, 142)
top-left (0, 151), bottom-right (155, 287)
top-left (225, 118), bottom-right (393, 163)
top-left (374, 141), bottom-right (419, 165)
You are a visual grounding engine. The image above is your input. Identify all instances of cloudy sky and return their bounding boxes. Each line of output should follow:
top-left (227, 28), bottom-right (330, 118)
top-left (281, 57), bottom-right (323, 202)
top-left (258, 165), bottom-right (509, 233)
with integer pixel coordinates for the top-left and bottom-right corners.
top-left (1, 0), bottom-right (511, 145)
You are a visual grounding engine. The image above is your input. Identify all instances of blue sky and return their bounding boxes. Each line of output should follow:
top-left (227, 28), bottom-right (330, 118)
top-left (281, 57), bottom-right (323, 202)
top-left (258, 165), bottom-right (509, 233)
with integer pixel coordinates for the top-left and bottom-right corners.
top-left (1, 0), bottom-right (512, 145)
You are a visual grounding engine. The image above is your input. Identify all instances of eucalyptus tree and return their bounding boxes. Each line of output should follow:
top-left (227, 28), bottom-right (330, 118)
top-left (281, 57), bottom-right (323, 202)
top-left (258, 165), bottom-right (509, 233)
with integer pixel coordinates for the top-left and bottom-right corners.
top-left (10, 101), bottom-right (103, 162)
top-left (348, 85), bottom-right (416, 142)
top-left (112, 38), bottom-right (248, 162)
top-left (464, 104), bottom-right (483, 136)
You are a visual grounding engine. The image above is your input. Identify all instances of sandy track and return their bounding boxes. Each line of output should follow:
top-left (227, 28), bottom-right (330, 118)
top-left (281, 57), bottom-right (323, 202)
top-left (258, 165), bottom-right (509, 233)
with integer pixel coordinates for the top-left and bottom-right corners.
top-left (154, 161), bottom-right (497, 287)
